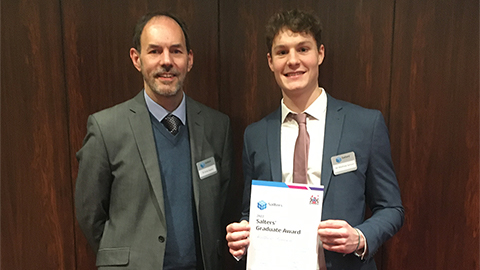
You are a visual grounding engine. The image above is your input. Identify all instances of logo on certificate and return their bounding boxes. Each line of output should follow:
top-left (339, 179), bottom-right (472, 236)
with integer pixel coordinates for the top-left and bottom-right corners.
top-left (309, 195), bottom-right (320, 205)
top-left (257, 200), bottom-right (267, 210)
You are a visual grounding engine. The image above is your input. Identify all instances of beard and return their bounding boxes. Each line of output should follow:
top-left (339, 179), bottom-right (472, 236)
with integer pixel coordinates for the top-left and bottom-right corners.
top-left (142, 67), bottom-right (185, 97)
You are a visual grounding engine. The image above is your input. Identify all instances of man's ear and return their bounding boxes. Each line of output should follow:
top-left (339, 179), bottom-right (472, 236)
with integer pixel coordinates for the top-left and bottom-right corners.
top-left (317, 44), bottom-right (325, 66)
top-left (129, 48), bottom-right (142, 72)
top-left (187, 49), bottom-right (194, 72)
top-left (267, 53), bottom-right (274, 72)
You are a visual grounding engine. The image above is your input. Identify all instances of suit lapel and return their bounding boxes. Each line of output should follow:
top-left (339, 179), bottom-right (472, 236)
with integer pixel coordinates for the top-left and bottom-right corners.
top-left (267, 107), bottom-right (283, 182)
top-left (321, 94), bottom-right (345, 199)
top-left (128, 92), bottom-right (166, 217)
top-left (186, 96), bottom-right (203, 208)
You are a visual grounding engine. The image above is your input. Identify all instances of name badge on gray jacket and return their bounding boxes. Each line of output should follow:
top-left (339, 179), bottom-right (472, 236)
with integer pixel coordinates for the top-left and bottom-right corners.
top-left (196, 156), bottom-right (218, 179)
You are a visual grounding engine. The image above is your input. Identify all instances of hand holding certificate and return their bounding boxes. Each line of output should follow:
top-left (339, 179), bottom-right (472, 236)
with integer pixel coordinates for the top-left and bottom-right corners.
top-left (246, 180), bottom-right (324, 270)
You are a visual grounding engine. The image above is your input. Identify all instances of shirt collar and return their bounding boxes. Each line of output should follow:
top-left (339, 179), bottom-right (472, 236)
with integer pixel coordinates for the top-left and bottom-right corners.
top-left (281, 88), bottom-right (327, 122)
top-left (144, 90), bottom-right (187, 125)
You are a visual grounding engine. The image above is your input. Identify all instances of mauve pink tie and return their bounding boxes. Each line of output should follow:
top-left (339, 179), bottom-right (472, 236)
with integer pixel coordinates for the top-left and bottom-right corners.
top-left (292, 113), bottom-right (327, 270)
top-left (292, 113), bottom-right (309, 184)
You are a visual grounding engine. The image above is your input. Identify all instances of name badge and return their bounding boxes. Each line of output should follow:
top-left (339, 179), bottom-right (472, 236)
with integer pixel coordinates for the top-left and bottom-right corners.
top-left (196, 156), bottom-right (218, 179)
top-left (331, 151), bottom-right (357, 175)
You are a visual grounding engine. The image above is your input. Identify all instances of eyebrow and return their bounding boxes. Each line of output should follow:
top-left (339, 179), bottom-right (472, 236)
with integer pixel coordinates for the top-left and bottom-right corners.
top-left (145, 43), bottom-right (185, 50)
top-left (272, 41), bottom-right (314, 51)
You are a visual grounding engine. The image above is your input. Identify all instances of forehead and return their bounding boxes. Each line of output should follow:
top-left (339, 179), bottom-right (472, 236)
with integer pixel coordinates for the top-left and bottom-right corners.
top-left (140, 16), bottom-right (186, 49)
top-left (272, 28), bottom-right (316, 47)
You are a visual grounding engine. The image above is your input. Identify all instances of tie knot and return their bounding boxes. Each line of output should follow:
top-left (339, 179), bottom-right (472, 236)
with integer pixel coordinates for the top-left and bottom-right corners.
top-left (292, 113), bottom-right (307, 125)
top-left (162, 114), bottom-right (182, 135)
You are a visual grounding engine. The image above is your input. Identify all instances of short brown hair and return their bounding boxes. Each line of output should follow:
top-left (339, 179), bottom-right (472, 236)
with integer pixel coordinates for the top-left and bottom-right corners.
top-left (265, 9), bottom-right (323, 54)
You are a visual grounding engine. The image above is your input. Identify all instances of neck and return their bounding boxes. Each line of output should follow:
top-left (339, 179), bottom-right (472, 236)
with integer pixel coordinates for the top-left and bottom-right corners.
top-left (282, 87), bottom-right (322, 113)
top-left (146, 89), bottom-right (183, 112)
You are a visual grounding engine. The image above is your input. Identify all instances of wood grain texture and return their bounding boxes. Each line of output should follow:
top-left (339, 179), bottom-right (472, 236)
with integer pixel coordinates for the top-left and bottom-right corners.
top-left (387, 0), bottom-right (479, 268)
top-left (317, 1), bottom-right (395, 119)
top-left (2, 0), bottom-right (478, 269)
top-left (1, 0), bottom-right (76, 269)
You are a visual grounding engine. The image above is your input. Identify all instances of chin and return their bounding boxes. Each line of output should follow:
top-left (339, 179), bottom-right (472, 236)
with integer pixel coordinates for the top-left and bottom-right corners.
top-left (152, 83), bottom-right (182, 96)
top-left (283, 85), bottom-right (307, 93)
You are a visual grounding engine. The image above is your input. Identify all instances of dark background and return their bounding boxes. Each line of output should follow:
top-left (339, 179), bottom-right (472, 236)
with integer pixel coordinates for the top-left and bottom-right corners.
top-left (2, 0), bottom-right (478, 269)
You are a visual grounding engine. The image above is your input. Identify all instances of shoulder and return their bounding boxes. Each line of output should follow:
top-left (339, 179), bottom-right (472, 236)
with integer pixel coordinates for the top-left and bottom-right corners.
top-left (327, 94), bottom-right (383, 123)
top-left (186, 96), bottom-right (230, 122)
top-left (89, 93), bottom-right (142, 127)
top-left (244, 106), bottom-right (281, 136)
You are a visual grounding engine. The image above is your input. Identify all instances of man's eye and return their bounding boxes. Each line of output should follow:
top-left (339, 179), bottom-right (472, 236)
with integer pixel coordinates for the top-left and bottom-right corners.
top-left (299, 47), bottom-right (309, 52)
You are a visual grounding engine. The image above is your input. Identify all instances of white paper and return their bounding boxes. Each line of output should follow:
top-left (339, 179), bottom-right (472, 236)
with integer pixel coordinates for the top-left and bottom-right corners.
top-left (247, 180), bottom-right (324, 270)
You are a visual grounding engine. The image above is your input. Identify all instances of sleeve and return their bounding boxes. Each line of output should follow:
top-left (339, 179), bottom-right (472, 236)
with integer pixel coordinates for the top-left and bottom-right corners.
top-left (75, 115), bottom-right (113, 253)
top-left (356, 111), bottom-right (405, 259)
top-left (240, 126), bottom-right (254, 221)
top-left (220, 116), bottom-right (234, 221)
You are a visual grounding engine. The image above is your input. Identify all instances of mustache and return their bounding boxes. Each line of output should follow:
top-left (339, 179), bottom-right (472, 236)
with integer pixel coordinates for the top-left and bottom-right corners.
top-left (153, 67), bottom-right (179, 77)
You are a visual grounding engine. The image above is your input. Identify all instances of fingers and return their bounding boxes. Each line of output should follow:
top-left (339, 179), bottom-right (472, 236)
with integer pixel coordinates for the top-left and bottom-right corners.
top-left (227, 220), bottom-right (250, 233)
top-left (317, 220), bottom-right (358, 254)
top-left (226, 221), bottom-right (250, 257)
top-left (318, 220), bottom-right (351, 242)
top-left (318, 219), bottom-right (348, 229)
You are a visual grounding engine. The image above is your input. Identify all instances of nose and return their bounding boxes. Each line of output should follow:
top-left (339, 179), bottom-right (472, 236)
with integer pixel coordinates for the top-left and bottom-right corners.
top-left (286, 50), bottom-right (300, 65)
top-left (160, 51), bottom-right (173, 67)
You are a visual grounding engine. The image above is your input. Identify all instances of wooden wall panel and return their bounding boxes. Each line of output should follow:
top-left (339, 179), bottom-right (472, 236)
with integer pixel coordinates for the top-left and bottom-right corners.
top-left (317, 1), bottom-right (395, 117)
top-left (2, 0), bottom-right (478, 269)
top-left (61, 1), bottom-right (220, 268)
top-left (387, 0), bottom-right (479, 269)
top-left (1, 0), bottom-right (76, 269)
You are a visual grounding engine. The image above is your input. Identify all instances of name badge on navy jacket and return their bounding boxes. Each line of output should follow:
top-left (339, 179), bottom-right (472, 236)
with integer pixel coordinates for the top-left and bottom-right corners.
top-left (196, 156), bottom-right (218, 179)
top-left (331, 152), bottom-right (357, 175)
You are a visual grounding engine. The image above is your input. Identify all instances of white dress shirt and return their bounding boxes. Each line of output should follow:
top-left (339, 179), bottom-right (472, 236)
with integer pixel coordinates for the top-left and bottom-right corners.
top-left (281, 88), bottom-right (327, 186)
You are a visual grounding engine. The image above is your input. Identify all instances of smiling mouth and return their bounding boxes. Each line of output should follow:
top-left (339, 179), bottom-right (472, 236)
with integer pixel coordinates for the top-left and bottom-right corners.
top-left (284, 71), bottom-right (305, 77)
top-left (158, 73), bottom-right (176, 78)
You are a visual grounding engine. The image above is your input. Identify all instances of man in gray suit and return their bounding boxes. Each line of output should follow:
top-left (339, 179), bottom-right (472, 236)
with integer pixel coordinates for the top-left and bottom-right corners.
top-left (226, 9), bottom-right (404, 269)
top-left (76, 11), bottom-right (232, 270)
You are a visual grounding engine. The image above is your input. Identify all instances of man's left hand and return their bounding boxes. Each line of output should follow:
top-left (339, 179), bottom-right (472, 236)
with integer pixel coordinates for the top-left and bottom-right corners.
top-left (318, 220), bottom-right (364, 254)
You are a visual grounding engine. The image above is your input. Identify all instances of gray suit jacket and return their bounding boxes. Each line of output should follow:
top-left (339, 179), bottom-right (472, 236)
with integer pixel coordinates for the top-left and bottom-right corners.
top-left (241, 94), bottom-right (404, 270)
top-left (75, 91), bottom-right (233, 270)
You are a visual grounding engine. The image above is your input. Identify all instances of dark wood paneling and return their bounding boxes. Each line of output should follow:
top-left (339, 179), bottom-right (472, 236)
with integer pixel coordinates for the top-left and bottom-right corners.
top-left (61, 1), bottom-right (219, 268)
top-left (388, 0), bottom-right (479, 269)
top-left (317, 1), bottom-right (395, 118)
top-left (2, 0), bottom-right (478, 269)
top-left (1, 0), bottom-right (76, 269)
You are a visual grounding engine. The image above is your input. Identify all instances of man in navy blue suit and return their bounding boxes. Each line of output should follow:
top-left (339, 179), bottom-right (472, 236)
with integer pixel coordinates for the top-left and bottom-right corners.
top-left (226, 9), bottom-right (404, 269)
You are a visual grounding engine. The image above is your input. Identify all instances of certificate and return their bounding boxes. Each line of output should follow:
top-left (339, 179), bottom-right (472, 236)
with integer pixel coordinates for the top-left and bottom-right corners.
top-left (247, 180), bottom-right (324, 270)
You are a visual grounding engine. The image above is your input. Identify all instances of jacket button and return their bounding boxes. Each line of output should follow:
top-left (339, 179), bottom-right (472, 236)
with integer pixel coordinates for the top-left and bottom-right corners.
top-left (158, 236), bottom-right (165, 243)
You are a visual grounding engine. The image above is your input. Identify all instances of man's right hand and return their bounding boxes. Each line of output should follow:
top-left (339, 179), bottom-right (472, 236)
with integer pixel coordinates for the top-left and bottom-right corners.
top-left (226, 220), bottom-right (250, 258)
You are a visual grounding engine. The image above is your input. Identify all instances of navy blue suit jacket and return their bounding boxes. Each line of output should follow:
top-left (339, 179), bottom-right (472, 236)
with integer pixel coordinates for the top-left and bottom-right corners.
top-left (241, 94), bottom-right (404, 269)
